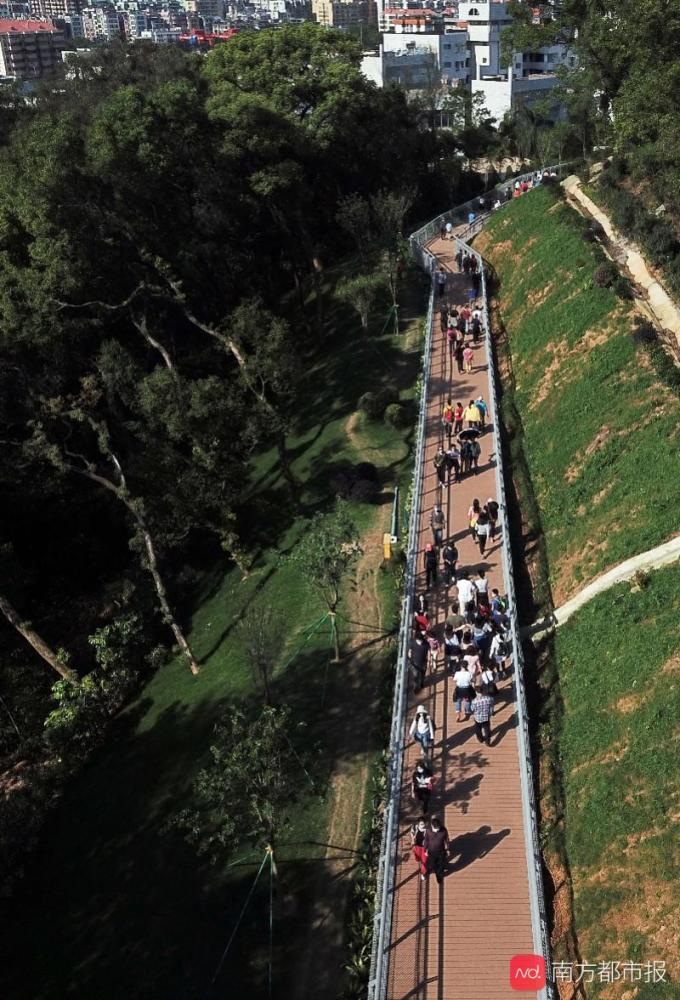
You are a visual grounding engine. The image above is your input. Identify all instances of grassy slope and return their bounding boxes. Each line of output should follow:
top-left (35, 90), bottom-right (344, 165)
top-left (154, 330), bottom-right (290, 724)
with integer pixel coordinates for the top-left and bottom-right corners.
top-left (480, 188), bottom-right (680, 994)
top-left (477, 187), bottom-right (680, 605)
top-left (0, 272), bottom-right (426, 1000)
top-left (552, 566), bottom-right (680, 996)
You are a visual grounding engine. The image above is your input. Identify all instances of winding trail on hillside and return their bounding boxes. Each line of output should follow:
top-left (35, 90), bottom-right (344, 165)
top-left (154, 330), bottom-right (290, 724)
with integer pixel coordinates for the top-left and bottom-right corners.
top-left (524, 533), bottom-right (680, 636)
top-left (562, 175), bottom-right (680, 348)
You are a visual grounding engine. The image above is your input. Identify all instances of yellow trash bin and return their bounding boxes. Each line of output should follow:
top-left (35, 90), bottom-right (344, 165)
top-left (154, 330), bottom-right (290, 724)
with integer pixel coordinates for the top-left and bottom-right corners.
top-left (383, 532), bottom-right (393, 560)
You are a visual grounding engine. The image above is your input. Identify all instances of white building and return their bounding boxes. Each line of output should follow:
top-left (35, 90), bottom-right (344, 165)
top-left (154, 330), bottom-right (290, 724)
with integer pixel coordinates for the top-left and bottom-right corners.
top-left (362, 28), bottom-right (468, 89)
top-left (80, 5), bottom-right (121, 39)
top-left (460, 0), bottom-right (572, 119)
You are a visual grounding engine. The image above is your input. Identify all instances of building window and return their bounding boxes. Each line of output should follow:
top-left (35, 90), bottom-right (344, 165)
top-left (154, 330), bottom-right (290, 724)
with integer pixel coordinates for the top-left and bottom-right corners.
top-left (443, 60), bottom-right (451, 66)
top-left (468, 7), bottom-right (479, 15)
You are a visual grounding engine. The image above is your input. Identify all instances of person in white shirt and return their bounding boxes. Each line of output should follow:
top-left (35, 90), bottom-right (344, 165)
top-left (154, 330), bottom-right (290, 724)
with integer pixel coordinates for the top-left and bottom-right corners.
top-left (453, 664), bottom-right (473, 721)
top-left (456, 574), bottom-right (477, 618)
top-left (490, 632), bottom-right (510, 679)
top-left (409, 705), bottom-right (435, 756)
top-left (475, 569), bottom-right (489, 599)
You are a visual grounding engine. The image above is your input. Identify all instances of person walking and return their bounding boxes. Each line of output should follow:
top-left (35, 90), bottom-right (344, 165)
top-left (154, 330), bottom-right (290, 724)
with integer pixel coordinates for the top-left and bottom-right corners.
top-left (409, 632), bottom-right (429, 692)
top-left (430, 504), bottom-right (445, 547)
top-left (456, 572), bottom-right (478, 620)
top-left (455, 247), bottom-right (463, 272)
top-left (446, 600), bottom-right (466, 638)
top-left (453, 661), bottom-right (474, 721)
top-left (424, 543), bottom-right (438, 591)
top-left (412, 760), bottom-right (434, 817)
top-left (442, 540), bottom-right (458, 585)
top-left (436, 268), bottom-right (447, 297)
top-left (442, 398), bottom-right (454, 441)
top-left (475, 506), bottom-right (490, 554)
top-left (463, 399), bottom-right (481, 430)
top-left (475, 396), bottom-right (488, 430)
top-left (471, 313), bottom-right (482, 344)
top-left (463, 344), bottom-right (474, 373)
top-left (462, 252), bottom-right (471, 275)
top-left (486, 497), bottom-right (499, 540)
top-left (423, 816), bottom-right (449, 884)
top-left (453, 401), bottom-right (464, 434)
top-left (411, 819), bottom-right (428, 878)
top-left (439, 304), bottom-right (448, 333)
top-left (434, 448), bottom-right (447, 487)
top-left (445, 220), bottom-right (453, 240)
top-left (460, 438), bottom-right (472, 476)
top-left (467, 498), bottom-right (481, 539)
top-left (454, 339), bottom-right (465, 374)
top-left (475, 568), bottom-right (489, 607)
top-left (470, 685), bottom-right (495, 746)
top-left (470, 438), bottom-right (481, 474)
top-left (490, 630), bottom-right (509, 679)
top-left (445, 442), bottom-right (461, 484)
top-left (410, 705), bottom-right (435, 757)
top-left (443, 623), bottom-right (460, 672)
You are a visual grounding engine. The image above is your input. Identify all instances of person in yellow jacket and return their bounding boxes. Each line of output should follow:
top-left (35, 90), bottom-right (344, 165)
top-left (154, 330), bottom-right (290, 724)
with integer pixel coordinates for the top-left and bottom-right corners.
top-left (462, 400), bottom-right (481, 429)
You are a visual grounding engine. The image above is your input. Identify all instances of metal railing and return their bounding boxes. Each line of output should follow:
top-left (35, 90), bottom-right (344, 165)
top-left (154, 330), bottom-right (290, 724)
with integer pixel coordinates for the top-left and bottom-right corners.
top-left (366, 269), bottom-right (435, 1000)
top-left (367, 171), bottom-right (566, 1000)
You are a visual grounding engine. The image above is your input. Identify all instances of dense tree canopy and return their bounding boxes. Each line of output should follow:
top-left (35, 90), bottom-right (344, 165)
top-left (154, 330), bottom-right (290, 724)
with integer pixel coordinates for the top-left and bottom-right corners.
top-left (0, 25), bottom-right (463, 896)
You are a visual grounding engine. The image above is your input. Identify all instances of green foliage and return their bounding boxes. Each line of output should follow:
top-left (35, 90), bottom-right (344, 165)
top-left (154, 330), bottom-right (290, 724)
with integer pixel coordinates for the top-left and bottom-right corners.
top-left (483, 186), bottom-right (680, 585)
top-left (384, 401), bottom-right (408, 429)
top-left (43, 615), bottom-right (144, 756)
top-left (549, 563), bottom-right (680, 980)
top-left (289, 501), bottom-right (360, 614)
top-left (593, 262), bottom-right (617, 287)
top-left (358, 387), bottom-right (396, 421)
top-left (335, 272), bottom-right (385, 330)
top-left (173, 704), bottom-right (316, 859)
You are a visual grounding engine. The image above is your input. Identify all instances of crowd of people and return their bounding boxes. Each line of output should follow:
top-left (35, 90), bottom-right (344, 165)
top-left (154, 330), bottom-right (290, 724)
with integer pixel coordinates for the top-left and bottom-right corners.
top-left (403, 258), bottom-right (514, 887)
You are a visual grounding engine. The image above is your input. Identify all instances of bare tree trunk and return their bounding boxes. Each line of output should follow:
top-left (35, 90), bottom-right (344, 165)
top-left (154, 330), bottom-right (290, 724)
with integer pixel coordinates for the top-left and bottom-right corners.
top-left (0, 593), bottom-right (76, 682)
top-left (138, 524), bottom-right (200, 675)
top-left (63, 437), bottom-right (201, 678)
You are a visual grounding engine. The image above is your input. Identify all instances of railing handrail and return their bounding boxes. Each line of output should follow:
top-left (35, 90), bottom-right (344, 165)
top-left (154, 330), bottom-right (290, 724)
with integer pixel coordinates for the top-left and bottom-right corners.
top-left (367, 168), bottom-right (566, 1000)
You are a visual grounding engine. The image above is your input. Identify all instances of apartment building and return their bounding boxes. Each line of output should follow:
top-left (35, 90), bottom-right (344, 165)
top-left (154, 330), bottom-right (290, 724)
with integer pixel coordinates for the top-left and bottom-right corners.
top-left (312, 0), bottom-right (375, 27)
top-left (0, 17), bottom-right (64, 76)
top-left (362, 27), bottom-right (468, 88)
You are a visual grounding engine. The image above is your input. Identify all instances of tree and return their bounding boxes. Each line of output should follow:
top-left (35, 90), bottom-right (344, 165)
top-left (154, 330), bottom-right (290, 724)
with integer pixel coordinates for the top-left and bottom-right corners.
top-left (28, 408), bottom-right (201, 676)
top-left (237, 606), bottom-right (281, 705)
top-left (0, 593), bottom-right (75, 683)
top-left (290, 501), bottom-right (360, 662)
top-left (174, 704), bottom-right (313, 859)
top-left (336, 272), bottom-right (385, 331)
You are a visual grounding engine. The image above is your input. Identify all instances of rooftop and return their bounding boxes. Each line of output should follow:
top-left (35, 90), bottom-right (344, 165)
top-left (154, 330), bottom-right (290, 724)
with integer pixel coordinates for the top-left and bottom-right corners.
top-left (0, 18), bottom-right (59, 32)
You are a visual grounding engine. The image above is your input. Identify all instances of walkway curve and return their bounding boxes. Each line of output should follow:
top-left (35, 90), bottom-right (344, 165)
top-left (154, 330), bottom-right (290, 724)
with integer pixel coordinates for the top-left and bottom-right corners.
top-left (525, 533), bottom-right (680, 636)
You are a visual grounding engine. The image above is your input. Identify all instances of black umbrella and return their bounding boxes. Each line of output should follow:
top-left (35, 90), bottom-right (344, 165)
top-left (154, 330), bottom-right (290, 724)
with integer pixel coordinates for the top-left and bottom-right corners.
top-left (458, 428), bottom-right (481, 440)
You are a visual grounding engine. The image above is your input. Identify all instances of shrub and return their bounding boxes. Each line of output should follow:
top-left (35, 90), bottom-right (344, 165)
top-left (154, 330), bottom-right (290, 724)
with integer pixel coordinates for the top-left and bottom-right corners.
top-left (329, 466), bottom-right (354, 499)
top-left (357, 387), bottom-right (396, 421)
top-left (354, 462), bottom-right (379, 482)
top-left (384, 402), bottom-right (408, 429)
top-left (630, 319), bottom-right (657, 344)
top-left (594, 262), bottom-right (617, 287)
top-left (614, 276), bottom-right (633, 300)
top-left (350, 479), bottom-right (380, 503)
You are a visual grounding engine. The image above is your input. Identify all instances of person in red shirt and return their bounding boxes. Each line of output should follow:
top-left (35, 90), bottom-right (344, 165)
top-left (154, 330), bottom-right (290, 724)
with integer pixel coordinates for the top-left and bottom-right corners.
top-left (453, 401), bottom-right (464, 434)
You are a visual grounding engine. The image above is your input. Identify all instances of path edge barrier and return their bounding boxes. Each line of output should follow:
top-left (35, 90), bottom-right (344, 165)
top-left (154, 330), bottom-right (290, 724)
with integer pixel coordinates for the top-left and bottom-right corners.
top-left (367, 165), bottom-right (572, 1000)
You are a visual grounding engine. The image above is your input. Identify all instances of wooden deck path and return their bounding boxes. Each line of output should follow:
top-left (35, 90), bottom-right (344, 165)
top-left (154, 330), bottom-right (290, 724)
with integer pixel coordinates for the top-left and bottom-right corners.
top-left (386, 237), bottom-right (538, 1000)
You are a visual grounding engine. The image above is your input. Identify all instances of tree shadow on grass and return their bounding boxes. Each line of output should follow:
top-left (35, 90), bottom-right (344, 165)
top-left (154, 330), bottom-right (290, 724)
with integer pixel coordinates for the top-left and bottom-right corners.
top-left (0, 637), bottom-right (390, 1000)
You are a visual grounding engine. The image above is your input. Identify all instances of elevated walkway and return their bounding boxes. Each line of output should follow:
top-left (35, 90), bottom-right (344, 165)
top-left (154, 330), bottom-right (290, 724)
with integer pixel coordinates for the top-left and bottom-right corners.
top-left (385, 239), bottom-right (538, 999)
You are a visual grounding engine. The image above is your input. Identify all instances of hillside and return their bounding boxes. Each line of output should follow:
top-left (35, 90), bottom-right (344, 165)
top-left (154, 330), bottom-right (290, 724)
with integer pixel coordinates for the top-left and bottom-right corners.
top-left (476, 186), bottom-right (680, 606)
top-left (478, 186), bottom-right (680, 995)
top-left (550, 564), bottom-right (680, 996)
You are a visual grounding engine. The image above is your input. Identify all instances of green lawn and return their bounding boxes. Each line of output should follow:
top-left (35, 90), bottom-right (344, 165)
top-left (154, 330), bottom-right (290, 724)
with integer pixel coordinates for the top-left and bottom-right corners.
top-left (479, 187), bottom-right (680, 604)
top-left (548, 564), bottom-right (680, 996)
top-left (0, 271), bottom-right (427, 1000)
